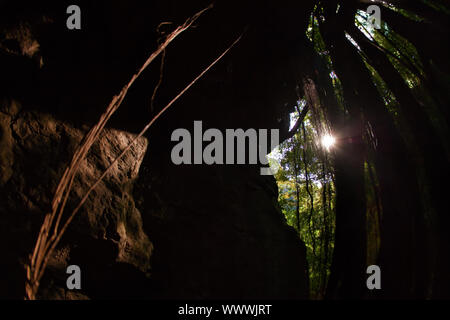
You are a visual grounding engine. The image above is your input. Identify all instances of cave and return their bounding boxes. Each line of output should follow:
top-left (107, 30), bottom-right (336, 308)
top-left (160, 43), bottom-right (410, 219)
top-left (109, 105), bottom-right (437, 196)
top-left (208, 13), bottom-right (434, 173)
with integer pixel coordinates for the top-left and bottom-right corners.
top-left (0, 0), bottom-right (449, 303)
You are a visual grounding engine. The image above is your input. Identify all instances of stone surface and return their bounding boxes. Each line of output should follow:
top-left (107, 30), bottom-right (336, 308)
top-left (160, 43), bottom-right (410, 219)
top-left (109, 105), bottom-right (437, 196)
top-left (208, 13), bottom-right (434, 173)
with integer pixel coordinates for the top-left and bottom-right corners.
top-left (0, 99), bottom-right (152, 299)
top-left (0, 0), bottom-right (310, 300)
top-left (135, 161), bottom-right (309, 299)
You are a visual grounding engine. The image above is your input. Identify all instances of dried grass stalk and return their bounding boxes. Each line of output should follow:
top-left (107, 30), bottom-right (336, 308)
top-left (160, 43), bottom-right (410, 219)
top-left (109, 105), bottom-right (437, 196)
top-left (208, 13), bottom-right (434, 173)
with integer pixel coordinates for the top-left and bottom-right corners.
top-left (25, 4), bottom-right (242, 300)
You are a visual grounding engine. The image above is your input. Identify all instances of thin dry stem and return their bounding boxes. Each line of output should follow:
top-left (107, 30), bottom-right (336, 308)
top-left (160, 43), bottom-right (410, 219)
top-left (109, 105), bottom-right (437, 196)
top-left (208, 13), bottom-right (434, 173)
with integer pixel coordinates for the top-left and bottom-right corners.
top-left (25, 4), bottom-right (215, 300)
top-left (38, 32), bottom-right (243, 288)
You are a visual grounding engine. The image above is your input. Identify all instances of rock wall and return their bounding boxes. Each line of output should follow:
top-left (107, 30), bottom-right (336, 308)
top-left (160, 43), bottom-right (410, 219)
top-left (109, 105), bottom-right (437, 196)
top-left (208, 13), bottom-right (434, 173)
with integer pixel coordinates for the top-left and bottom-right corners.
top-left (0, 100), bottom-right (152, 298)
top-left (0, 0), bottom-right (310, 299)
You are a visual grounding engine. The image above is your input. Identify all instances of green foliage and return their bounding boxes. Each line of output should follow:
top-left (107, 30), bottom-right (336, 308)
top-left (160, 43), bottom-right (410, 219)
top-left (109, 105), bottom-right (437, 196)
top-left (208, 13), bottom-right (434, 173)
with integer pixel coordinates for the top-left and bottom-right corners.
top-left (274, 112), bottom-right (335, 299)
top-left (277, 0), bottom-right (449, 298)
top-left (355, 5), bottom-right (450, 227)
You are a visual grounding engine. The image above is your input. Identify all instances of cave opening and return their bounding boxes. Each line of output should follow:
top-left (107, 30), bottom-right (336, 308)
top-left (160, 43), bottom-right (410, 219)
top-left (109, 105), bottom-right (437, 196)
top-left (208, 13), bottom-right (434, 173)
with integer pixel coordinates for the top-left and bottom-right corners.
top-left (1, 0), bottom-right (450, 301)
top-left (271, 104), bottom-right (337, 299)
top-left (269, 0), bottom-right (450, 299)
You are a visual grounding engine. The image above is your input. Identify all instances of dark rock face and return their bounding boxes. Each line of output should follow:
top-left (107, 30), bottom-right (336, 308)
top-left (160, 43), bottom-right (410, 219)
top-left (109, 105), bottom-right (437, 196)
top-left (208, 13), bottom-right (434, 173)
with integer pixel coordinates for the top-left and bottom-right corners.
top-left (135, 162), bottom-right (308, 299)
top-left (0, 0), bottom-right (309, 299)
top-left (0, 100), bottom-right (152, 299)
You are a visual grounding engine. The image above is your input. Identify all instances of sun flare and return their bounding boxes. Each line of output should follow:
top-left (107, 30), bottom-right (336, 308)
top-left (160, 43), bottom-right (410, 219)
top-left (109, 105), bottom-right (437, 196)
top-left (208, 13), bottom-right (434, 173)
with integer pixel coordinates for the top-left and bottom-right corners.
top-left (321, 134), bottom-right (336, 150)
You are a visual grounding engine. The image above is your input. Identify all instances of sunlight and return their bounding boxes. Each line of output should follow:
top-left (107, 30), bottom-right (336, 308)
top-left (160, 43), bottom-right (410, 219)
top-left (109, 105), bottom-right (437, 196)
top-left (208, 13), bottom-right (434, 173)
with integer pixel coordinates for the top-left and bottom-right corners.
top-left (321, 134), bottom-right (336, 151)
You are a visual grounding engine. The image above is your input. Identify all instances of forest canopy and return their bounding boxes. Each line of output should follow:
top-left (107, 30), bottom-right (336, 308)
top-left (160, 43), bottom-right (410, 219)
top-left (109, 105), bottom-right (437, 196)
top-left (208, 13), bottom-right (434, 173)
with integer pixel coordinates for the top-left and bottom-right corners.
top-left (270, 0), bottom-right (450, 299)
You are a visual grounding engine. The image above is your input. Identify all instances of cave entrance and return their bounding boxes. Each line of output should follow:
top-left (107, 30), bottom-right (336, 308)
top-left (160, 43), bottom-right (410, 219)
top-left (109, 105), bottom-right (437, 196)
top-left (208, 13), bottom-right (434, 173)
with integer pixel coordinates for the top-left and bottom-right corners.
top-left (269, 103), bottom-right (336, 300)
